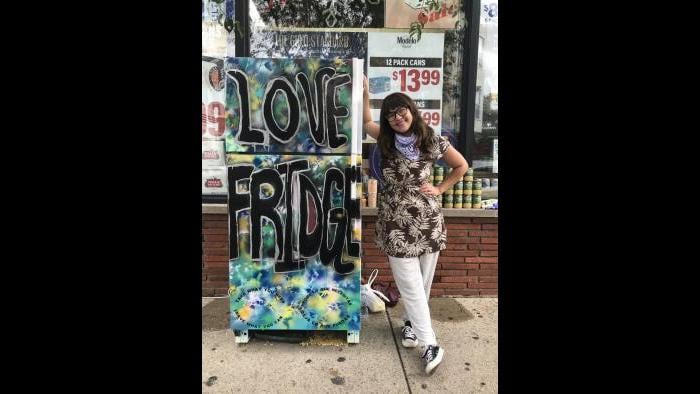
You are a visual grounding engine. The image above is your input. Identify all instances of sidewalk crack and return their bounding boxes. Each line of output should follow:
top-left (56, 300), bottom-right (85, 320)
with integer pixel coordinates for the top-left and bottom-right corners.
top-left (386, 310), bottom-right (412, 394)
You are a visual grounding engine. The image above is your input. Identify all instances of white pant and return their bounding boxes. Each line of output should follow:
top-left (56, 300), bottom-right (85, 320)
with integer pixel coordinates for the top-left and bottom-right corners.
top-left (388, 251), bottom-right (439, 346)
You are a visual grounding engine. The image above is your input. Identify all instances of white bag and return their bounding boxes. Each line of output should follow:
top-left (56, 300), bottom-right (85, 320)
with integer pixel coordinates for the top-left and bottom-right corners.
top-left (361, 269), bottom-right (390, 313)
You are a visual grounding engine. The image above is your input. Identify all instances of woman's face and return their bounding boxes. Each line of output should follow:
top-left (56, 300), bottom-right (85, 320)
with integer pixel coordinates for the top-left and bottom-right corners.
top-left (385, 106), bottom-right (413, 134)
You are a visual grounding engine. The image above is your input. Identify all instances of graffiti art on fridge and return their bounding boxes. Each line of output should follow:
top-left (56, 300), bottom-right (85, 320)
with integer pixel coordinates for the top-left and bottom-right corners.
top-left (225, 58), bottom-right (364, 343)
top-left (224, 57), bottom-right (359, 155)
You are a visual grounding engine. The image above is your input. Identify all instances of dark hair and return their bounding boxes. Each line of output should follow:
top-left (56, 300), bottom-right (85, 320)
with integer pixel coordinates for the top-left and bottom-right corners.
top-left (377, 92), bottom-right (436, 158)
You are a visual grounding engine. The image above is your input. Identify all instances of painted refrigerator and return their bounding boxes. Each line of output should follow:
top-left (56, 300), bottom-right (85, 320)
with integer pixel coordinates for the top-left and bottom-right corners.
top-left (225, 57), bottom-right (365, 343)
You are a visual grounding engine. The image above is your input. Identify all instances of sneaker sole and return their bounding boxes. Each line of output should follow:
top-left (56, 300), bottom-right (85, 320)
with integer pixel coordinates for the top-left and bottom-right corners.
top-left (401, 338), bottom-right (418, 348)
top-left (425, 348), bottom-right (445, 375)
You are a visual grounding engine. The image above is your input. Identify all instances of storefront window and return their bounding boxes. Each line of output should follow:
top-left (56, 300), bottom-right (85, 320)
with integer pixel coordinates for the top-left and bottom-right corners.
top-left (202, 0), bottom-right (234, 201)
top-left (244, 0), bottom-right (468, 181)
top-left (472, 0), bottom-right (497, 177)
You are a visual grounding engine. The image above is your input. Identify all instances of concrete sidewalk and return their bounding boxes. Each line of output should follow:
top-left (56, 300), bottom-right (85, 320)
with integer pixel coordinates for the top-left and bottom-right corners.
top-left (202, 297), bottom-right (497, 393)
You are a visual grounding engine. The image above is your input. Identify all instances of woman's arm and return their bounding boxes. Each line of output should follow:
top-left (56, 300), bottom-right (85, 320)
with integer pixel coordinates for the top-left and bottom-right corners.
top-left (419, 146), bottom-right (469, 196)
top-left (363, 75), bottom-right (380, 140)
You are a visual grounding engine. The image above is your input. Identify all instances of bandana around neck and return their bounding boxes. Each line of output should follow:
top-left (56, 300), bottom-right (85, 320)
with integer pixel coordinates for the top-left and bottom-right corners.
top-left (394, 132), bottom-right (419, 160)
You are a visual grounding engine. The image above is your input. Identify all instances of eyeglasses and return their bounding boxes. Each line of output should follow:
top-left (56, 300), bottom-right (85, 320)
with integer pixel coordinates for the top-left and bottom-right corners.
top-left (385, 107), bottom-right (408, 121)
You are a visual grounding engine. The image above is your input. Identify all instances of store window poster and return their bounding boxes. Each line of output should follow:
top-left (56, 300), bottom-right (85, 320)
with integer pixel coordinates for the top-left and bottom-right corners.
top-left (307, 0), bottom-right (384, 28)
top-left (251, 31), bottom-right (367, 61)
top-left (202, 0), bottom-right (234, 56)
top-left (252, 0), bottom-right (383, 28)
top-left (202, 56), bottom-right (226, 141)
top-left (366, 32), bottom-right (445, 135)
top-left (203, 167), bottom-right (228, 195)
top-left (202, 140), bottom-right (226, 167)
top-left (385, 0), bottom-right (459, 29)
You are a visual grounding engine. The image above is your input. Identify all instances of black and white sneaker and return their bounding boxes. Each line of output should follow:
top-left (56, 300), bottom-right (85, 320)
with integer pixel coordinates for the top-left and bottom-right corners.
top-left (401, 321), bottom-right (418, 348)
top-left (421, 345), bottom-right (445, 375)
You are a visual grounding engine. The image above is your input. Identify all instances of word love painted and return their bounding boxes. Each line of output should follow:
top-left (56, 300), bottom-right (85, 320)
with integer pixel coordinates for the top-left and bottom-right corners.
top-left (226, 67), bottom-right (351, 148)
top-left (228, 159), bottom-right (361, 274)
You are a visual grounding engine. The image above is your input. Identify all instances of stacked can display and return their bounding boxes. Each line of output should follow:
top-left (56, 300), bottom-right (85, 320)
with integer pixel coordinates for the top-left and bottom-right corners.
top-left (439, 167), bottom-right (458, 208)
top-left (453, 180), bottom-right (464, 208)
top-left (472, 177), bottom-right (482, 209)
top-left (436, 166), bottom-right (490, 209)
top-left (464, 168), bottom-right (474, 182)
top-left (463, 182), bottom-right (473, 208)
top-left (433, 166), bottom-right (444, 207)
top-left (443, 187), bottom-right (453, 208)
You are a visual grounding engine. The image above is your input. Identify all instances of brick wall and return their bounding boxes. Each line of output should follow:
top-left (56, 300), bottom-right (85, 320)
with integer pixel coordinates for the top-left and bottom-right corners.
top-left (202, 213), bottom-right (498, 297)
top-left (362, 216), bottom-right (498, 297)
top-left (202, 214), bottom-right (229, 296)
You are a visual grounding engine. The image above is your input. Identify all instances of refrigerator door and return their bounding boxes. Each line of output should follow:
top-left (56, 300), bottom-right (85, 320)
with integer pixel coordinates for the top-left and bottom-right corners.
top-left (227, 154), bottom-right (361, 333)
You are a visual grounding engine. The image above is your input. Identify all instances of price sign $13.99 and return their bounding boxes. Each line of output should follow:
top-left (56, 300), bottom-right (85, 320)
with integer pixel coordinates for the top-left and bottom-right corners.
top-left (391, 69), bottom-right (441, 92)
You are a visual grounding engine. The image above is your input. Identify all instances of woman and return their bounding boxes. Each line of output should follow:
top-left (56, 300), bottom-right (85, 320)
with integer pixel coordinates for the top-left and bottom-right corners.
top-left (363, 77), bottom-right (469, 375)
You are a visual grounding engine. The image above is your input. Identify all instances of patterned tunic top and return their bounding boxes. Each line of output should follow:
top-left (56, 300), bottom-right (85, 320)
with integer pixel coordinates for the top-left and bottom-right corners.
top-left (375, 135), bottom-right (451, 258)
